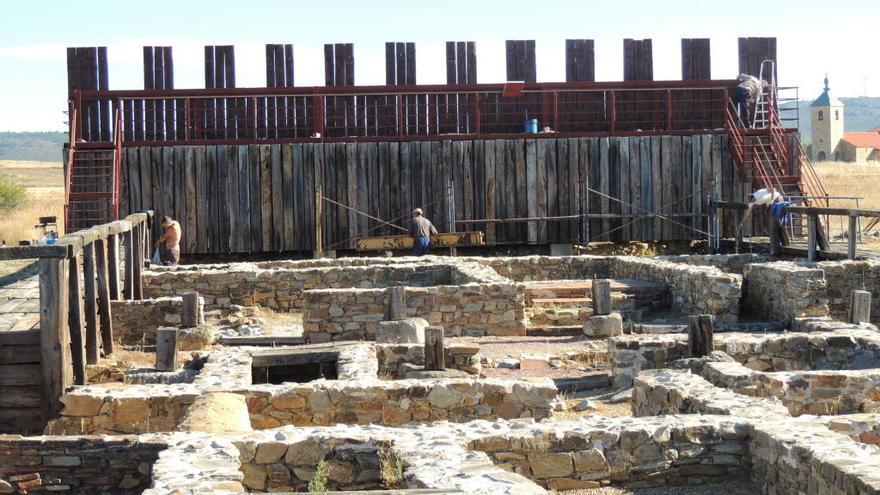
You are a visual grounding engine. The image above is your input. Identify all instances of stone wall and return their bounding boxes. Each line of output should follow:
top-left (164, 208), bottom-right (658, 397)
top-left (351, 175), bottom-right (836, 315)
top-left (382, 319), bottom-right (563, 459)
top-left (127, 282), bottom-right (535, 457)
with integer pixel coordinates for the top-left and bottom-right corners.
top-left (144, 261), bottom-right (462, 310)
top-left (47, 346), bottom-right (559, 434)
top-left (111, 296), bottom-right (205, 345)
top-left (817, 259), bottom-right (880, 323)
top-left (469, 256), bottom-right (613, 281)
top-left (0, 436), bottom-right (164, 494)
top-left (657, 254), bottom-right (769, 275)
top-left (472, 416), bottom-right (751, 490)
top-left (742, 261), bottom-right (828, 322)
top-left (237, 439), bottom-right (385, 492)
top-left (303, 283), bottom-right (526, 341)
top-left (608, 334), bottom-right (690, 389)
top-left (376, 342), bottom-right (482, 377)
top-left (610, 257), bottom-right (742, 323)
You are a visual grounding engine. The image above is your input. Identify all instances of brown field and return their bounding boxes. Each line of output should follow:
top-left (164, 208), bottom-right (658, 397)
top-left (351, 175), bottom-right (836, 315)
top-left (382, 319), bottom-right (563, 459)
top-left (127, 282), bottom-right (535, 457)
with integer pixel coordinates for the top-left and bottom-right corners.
top-left (0, 160), bottom-right (64, 245)
top-left (812, 161), bottom-right (880, 210)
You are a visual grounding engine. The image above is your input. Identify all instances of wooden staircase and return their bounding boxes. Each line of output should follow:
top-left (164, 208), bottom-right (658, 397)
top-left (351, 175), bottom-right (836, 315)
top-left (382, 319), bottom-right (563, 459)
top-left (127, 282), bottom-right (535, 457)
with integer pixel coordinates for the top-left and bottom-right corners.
top-left (64, 105), bottom-right (123, 233)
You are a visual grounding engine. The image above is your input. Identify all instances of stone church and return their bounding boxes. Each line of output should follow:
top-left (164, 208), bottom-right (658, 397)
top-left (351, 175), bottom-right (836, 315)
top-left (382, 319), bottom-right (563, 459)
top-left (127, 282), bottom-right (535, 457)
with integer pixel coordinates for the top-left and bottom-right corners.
top-left (811, 76), bottom-right (880, 162)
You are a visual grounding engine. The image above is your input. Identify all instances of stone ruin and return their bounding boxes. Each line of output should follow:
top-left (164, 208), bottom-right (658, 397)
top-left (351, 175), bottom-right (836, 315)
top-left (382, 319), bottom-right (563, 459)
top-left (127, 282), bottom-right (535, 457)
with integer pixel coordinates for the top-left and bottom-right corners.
top-left (3, 253), bottom-right (880, 494)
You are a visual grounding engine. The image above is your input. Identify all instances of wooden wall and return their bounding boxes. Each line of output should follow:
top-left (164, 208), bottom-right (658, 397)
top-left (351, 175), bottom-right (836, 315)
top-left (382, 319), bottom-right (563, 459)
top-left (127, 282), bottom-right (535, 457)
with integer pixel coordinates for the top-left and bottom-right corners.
top-left (121, 134), bottom-right (757, 255)
top-left (0, 329), bottom-right (43, 434)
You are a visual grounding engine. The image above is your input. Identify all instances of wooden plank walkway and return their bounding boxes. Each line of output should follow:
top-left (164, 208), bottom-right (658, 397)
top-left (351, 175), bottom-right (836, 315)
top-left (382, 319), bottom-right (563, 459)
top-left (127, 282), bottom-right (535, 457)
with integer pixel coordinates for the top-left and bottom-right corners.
top-left (0, 275), bottom-right (40, 332)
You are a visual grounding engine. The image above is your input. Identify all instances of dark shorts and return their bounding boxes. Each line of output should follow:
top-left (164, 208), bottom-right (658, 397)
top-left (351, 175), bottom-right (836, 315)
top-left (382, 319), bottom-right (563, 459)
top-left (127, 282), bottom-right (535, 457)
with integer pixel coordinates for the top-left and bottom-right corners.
top-left (412, 236), bottom-right (431, 256)
top-left (161, 245), bottom-right (180, 265)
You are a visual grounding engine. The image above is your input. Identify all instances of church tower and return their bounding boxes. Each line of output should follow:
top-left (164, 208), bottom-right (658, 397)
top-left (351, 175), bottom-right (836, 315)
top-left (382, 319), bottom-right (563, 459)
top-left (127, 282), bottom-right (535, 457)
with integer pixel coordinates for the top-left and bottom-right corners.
top-left (810, 75), bottom-right (844, 161)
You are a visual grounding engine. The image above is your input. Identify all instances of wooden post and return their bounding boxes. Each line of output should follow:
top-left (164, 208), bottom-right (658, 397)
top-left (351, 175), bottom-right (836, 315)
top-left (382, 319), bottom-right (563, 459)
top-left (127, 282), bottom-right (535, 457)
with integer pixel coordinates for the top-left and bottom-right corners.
top-left (132, 223), bottom-right (144, 299)
top-left (67, 253), bottom-right (86, 385)
top-left (850, 290), bottom-right (872, 324)
top-left (769, 214), bottom-right (781, 257)
top-left (182, 291), bottom-right (200, 327)
top-left (733, 209), bottom-right (743, 254)
top-left (388, 286), bottom-right (406, 320)
top-left (807, 214), bottom-right (818, 262)
top-left (848, 213), bottom-right (858, 260)
top-left (107, 233), bottom-right (121, 300)
top-left (424, 326), bottom-right (445, 371)
top-left (95, 238), bottom-right (114, 355)
top-left (687, 314), bottom-right (714, 357)
top-left (123, 229), bottom-right (134, 299)
top-left (39, 257), bottom-right (72, 420)
top-left (155, 327), bottom-right (179, 371)
top-left (314, 171), bottom-right (324, 258)
top-left (82, 243), bottom-right (100, 364)
top-left (591, 279), bottom-right (612, 316)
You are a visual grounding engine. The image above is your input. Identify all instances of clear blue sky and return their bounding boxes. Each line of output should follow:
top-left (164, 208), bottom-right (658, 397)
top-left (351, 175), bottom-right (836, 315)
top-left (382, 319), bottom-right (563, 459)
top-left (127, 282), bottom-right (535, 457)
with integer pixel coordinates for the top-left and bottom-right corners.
top-left (1, 0), bottom-right (877, 131)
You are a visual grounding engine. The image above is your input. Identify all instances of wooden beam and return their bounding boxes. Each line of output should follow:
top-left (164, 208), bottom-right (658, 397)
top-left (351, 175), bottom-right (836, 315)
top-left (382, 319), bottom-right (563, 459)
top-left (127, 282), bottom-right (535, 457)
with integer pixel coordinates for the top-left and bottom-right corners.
top-left (807, 213), bottom-right (818, 262)
top-left (850, 290), bottom-right (871, 324)
top-left (591, 279), bottom-right (612, 316)
top-left (82, 243), bottom-right (100, 364)
top-left (155, 327), bottom-right (179, 371)
top-left (687, 314), bottom-right (714, 357)
top-left (67, 253), bottom-right (85, 385)
top-left (0, 245), bottom-right (68, 260)
top-left (123, 228), bottom-right (134, 299)
top-left (388, 286), bottom-right (406, 320)
top-left (424, 326), bottom-right (445, 371)
top-left (848, 213), bottom-right (858, 260)
top-left (107, 233), bottom-right (121, 300)
top-left (132, 223), bottom-right (144, 299)
top-left (355, 232), bottom-right (484, 251)
top-left (182, 291), bottom-right (200, 328)
top-left (39, 257), bottom-right (71, 420)
top-left (95, 238), bottom-right (114, 356)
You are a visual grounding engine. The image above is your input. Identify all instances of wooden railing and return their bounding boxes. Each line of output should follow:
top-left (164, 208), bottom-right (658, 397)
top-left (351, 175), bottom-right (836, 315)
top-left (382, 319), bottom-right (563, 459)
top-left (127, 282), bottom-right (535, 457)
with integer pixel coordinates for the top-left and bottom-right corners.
top-left (36, 210), bottom-right (152, 420)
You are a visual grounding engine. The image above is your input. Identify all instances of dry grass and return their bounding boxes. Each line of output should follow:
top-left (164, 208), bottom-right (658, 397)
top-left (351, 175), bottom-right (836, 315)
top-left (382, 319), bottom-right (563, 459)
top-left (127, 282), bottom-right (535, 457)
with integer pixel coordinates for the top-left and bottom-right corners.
top-left (0, 160), bottom-right (64, 245)
top-left (813, 161), bottom-right (880, 210)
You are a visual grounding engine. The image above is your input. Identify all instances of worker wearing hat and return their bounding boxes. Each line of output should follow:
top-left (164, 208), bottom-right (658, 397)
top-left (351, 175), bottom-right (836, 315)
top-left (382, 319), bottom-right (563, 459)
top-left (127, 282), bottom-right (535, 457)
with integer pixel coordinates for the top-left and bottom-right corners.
top-left (408, 208), bottom-right (438, 256)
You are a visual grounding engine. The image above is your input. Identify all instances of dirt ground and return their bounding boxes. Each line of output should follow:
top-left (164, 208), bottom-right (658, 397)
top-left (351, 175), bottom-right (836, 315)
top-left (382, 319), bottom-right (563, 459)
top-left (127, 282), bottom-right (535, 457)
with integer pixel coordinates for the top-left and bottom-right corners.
top-left (552, 479), bottom-right (761, 495)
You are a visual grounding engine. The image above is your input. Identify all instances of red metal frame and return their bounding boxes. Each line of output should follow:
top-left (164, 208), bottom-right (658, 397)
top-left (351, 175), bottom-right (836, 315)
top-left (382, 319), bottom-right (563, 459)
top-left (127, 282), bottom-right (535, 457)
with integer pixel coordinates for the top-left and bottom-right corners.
top-left (71, 79), bottom-right (755, 146)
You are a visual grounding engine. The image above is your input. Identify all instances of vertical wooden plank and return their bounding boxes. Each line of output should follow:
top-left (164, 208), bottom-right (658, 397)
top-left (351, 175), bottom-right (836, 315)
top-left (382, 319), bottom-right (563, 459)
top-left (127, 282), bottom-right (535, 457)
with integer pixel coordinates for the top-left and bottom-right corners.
top-left (184, 147), bottom-right (197, 254)
top-left (133, 223), bottom-right (144, 299)
top-left (281, 144), bottom-right (295, 251)
top-left (492, 140), bottom-right (505, 242)
top-left (462, 141), bottom-right (474, 227)
top-left (567, 138), bottom-right (580, 242)
top-left (249, 144), bottom-right (262, 252)
top-left (225, 146), bottom-right (239, 253)
top-left (504, 140), bottom-right (517, 240)
top-left (629, 137), bottom-right (641, 241)
top-left (651, 136), bottom-right (666, 241)
top-left (67, 252), bottom-right (85, 385)
top-left (107, 233), bottom-right (120, 301)
top-left (536, 139), bottom-right (548, 244)
top-left (271, 145), bottom-right (284, 251)
top-left (578, 138), bottom-right (590, 243)
top-left (691, 135), bottom-right (702, 238)
top-left (546, 138), bottom-right (559, 243)
top-left (557, 139), bottom-right (570, 241)
top-left (484, 140), bottom-right (496, 244)
top-left (618, 137), bottom-right (630, 241)
top-left (293, 144), bottom-right (307, 250)
top-left (525, 139), bottom-right (538, 244)
top-left (640, 136), bottom-right (653, 241)
top-left (82, 245), bottom-right (99, 364)
top-left (566, 39), bottom-right (596, 82)
top-left (94, 238), bottom-right (113, 357)
top-left (194, 147), bottom-right (208, 253)
top-left (40, 257), bottom-right (71, 420)
top-left (598, 138), bottom-right (611, 240)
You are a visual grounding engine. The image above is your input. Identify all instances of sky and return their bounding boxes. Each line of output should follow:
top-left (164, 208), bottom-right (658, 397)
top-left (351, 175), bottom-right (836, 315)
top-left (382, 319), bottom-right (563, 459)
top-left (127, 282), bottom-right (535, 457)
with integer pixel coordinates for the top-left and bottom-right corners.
top-left (0, 0), bottom-right (878, 131)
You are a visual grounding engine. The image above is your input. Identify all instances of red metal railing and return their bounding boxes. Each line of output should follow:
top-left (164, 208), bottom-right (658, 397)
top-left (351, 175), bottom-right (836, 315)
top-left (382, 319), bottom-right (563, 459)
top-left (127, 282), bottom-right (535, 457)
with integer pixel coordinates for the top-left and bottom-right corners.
top-left (71, 80), bottom-right (740, 145)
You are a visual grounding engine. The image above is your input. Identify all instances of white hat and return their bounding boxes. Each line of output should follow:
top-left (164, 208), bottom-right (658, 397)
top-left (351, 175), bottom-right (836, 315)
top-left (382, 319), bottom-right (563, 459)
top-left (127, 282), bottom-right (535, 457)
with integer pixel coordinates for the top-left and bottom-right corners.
top-left (413, 208), bottom-right (423, 215)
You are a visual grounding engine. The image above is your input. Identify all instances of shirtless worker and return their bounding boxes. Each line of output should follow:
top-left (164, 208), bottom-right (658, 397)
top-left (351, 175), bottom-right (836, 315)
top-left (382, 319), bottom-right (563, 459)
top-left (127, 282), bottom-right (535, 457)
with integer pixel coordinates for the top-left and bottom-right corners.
top-left (154, 216), bottom-right (182, 266)
top-left (408, 208), bottom-right (437, 256)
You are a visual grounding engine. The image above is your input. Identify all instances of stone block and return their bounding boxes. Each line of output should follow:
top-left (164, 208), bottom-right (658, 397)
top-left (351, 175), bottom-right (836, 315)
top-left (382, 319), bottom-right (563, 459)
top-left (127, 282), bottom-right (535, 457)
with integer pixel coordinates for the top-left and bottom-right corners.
top-left (583, 312), bottom-right (623, 337)
top-left (376, 318), bottom-right (428, 344)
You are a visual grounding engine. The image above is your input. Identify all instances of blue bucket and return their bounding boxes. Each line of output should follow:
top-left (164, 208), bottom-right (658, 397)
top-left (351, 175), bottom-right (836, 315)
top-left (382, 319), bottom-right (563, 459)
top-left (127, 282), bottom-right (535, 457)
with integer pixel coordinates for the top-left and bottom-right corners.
top-left (524, 118), bottom-right (539, 133)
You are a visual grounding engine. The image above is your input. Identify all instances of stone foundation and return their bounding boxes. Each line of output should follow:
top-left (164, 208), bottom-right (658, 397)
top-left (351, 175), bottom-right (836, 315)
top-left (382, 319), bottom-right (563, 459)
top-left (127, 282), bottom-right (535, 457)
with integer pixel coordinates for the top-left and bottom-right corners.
top-left (111, 296), bottom-right (205, 345)
top-left (376, 342), bottom-right (482, 377)
top-left (818, 259), bottom-right (880, 323)
top-left (0, 436), bottom-right (164, 494)
top-left (742, 261), bottom-right (828, 322)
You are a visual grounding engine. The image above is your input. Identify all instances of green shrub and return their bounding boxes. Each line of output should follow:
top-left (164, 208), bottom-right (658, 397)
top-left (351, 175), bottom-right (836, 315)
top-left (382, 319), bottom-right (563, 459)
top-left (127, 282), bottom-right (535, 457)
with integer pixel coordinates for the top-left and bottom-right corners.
top-left (308, 458), bottom-right (328, 493)
top-left (0, 175), bottom-right (27, 212)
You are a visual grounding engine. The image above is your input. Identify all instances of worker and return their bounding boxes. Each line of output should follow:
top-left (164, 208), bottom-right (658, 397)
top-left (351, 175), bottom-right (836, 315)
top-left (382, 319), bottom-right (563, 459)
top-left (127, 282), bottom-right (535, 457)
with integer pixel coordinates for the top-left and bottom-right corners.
top-left (733, 74), bottom-right (765, 126)
top-left (737, 187), bottom-right (787, 241)
top-left (155, 215), bottom-right (182, 266)
top-left (408, 208), bottom-right (437, 256)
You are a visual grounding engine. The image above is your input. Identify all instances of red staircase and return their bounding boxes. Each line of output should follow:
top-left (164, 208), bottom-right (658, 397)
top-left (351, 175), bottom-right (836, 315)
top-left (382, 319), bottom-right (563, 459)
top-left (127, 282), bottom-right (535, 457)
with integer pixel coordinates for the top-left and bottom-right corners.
top-left (64, 105), bottom-right (124, 233)
top-left (724, 89), bottom-right (828, 208)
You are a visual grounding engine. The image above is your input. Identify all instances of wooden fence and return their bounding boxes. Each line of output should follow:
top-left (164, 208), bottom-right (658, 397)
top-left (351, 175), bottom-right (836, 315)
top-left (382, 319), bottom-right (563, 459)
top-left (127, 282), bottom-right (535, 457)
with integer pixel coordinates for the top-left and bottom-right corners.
top-left (120, 134), bottom-right (767, 255)
top-left (34, 211), bottom-right (151, 422)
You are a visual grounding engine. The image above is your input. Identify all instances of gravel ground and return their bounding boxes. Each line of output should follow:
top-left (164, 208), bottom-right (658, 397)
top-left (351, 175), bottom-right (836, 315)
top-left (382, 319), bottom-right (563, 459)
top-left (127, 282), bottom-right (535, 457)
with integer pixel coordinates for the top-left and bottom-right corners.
top-left (552, 479), bottom-right (761, 495)
top-left (455, 335), bottom-right (607, 361)
top-left (551, 387), bottom-right (633, 419)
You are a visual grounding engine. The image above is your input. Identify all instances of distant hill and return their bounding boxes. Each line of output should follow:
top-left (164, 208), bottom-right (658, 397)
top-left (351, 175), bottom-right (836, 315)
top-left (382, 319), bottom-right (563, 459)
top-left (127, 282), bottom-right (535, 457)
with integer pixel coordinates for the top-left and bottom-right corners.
top-left (0, 132), bottom-right (66, 162)
top-left (794, 97), bottom-right (880, 144)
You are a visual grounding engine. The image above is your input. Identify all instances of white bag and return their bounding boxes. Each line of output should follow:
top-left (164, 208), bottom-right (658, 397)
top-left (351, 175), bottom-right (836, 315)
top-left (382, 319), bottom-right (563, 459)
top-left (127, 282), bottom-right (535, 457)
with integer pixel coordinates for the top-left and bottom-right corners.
top-left (151, 248), bottom-right (162, 265)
